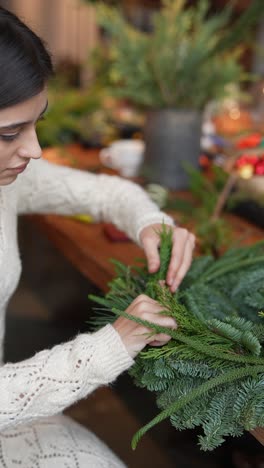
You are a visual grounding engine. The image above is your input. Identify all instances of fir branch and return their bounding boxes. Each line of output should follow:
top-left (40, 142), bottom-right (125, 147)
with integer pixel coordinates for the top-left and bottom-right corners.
top-left (199, 386), bottom-right (243, 451)
top-left (203, 256), bottom-right (264, 283)
top-left (112, 308), bottom-right (264, 366)
top-left (89, 230), bottom-right (264, 451)
top-left (131, 365), bottom-right (264, 449)
top-left (208, 319), bottom-right (261, 356)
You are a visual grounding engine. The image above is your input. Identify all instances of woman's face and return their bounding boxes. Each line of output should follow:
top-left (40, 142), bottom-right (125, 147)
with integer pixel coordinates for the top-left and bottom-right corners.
top-left (0, 89), bottom-right (48, 186)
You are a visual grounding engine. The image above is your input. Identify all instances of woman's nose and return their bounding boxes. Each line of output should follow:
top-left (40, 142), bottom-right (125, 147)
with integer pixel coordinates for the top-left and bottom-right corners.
top-left (18, 128), bottom-right (42, 160)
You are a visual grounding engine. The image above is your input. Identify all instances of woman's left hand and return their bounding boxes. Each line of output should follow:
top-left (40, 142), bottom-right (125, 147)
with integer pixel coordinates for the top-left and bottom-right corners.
top-left (139, 224), bottom-right (195, 293)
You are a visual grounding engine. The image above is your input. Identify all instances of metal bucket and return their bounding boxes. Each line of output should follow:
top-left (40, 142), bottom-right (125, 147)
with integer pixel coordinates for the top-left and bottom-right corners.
top-left (143, 109), bottom-right (202, 190)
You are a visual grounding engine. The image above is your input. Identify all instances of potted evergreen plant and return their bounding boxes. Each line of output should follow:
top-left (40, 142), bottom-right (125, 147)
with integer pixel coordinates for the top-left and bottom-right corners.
top-left (91, 0), bottom-right (263, 189)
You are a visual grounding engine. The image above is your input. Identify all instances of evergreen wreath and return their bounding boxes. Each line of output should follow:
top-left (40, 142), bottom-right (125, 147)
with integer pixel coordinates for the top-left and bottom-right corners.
top-left (89, 227), bottom-right (264, 451)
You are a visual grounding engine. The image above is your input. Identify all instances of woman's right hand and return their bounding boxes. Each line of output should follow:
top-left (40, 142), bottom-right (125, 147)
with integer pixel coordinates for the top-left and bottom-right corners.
top-left (112, 294), bottom-right (177, 359)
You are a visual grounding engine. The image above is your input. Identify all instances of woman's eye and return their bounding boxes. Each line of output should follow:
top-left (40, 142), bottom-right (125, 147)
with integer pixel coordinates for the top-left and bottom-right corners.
top-left (0, 133), bottom-right (19, 142)
top-left (37, 116), bottom-right (46, 124)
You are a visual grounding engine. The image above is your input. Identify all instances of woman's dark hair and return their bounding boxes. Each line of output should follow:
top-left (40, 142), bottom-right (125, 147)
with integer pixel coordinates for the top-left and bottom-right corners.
top-left (0, 7), bottom-right (54, 109)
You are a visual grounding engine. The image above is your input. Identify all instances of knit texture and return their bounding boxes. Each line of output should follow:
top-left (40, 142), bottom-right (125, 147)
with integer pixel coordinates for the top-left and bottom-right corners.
top-left (0, 159), bottom-right (174, 467)
top-left (17, 159), bottom-right (174, 243)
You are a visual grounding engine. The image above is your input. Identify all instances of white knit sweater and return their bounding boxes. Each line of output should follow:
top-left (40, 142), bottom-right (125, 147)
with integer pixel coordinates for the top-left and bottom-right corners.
top-left (0, 158), bottom-right (173, 467)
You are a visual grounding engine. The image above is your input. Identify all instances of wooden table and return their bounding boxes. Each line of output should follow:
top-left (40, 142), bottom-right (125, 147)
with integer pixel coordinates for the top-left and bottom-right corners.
top-left (30, 144), bottom-right (264, 291)
top-left (29, 144), bottom-right (264, 446)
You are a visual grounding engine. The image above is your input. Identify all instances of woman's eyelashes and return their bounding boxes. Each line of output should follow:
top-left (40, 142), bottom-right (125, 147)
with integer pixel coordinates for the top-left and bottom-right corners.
top-left (37, 116), bottom-right (46, 124)
top-left (0, 116), bottom-right (46, 143)
top-left (0, 133), bottom-right (19, 142)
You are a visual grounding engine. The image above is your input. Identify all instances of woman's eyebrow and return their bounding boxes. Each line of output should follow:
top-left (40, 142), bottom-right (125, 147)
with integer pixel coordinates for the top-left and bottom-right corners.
top-left (0, 100), bottom-right (49, 131)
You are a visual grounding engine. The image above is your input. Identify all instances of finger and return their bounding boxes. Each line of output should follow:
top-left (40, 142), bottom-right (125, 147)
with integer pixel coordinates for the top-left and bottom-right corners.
top-left (166, 229), bottom-right (189, 286)
top-left (128, 296), bottom-right (177, 327)
top-left (133, 303), bottom-right (171, 320)
top-left (130, 294), bottom-right (161, 313)
top-left (148, 333), bottom-right (172, 346)
top-left (170, 235), bottom-right (195, 292)
top-left (130, 294), bottom-right (157, 305)
top-left (141, 236), bottom-right (160, 273)
top-left (166, 230), bottom-right (195, 286)
top-left (141, 314), bottom-right (177, 330)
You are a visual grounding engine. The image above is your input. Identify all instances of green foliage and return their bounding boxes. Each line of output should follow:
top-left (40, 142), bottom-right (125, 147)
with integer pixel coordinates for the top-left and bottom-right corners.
top-left (91, 0), bottom-right (263, 109)
top-left (166, 164), bottom-right (232, 255)
top-left (84, 0), bottom-right (119, 4)
top-left (89, 228), bottom-right (264, 451)
top-left (37, 83), bottom-right (107, 147)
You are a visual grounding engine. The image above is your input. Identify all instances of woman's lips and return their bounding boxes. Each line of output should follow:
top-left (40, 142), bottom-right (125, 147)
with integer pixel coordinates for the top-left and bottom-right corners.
top-left (8, 163), bottom-right (28, 174)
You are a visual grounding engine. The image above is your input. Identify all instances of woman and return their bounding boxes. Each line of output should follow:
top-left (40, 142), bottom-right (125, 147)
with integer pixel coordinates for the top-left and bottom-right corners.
top-left (0, 6), bottom-right (195, 467)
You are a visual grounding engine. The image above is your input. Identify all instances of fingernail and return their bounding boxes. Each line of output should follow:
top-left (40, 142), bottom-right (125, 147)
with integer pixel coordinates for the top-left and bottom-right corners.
top-left (171, 281), bottom-right (179, 292)
top-left (167, 278), bottom-right (173, 286)
top-left (149, 262), bottom-right (158, 272)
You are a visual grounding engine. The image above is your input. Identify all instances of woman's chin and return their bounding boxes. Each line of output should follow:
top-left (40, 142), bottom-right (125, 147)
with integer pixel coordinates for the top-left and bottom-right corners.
top-left (0, 173), bottom-right (18, 185)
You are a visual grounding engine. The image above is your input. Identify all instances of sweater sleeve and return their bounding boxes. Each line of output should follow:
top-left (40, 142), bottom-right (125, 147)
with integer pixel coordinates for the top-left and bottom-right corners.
top-left (0, 325), bottom-right (133, 431)
top-left (16, 158), bottom-right (174, 243)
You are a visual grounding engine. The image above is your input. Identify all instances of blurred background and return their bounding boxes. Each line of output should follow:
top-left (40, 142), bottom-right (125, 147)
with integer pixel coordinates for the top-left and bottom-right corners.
top-left (1, 1), bottom-right (264, 467)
